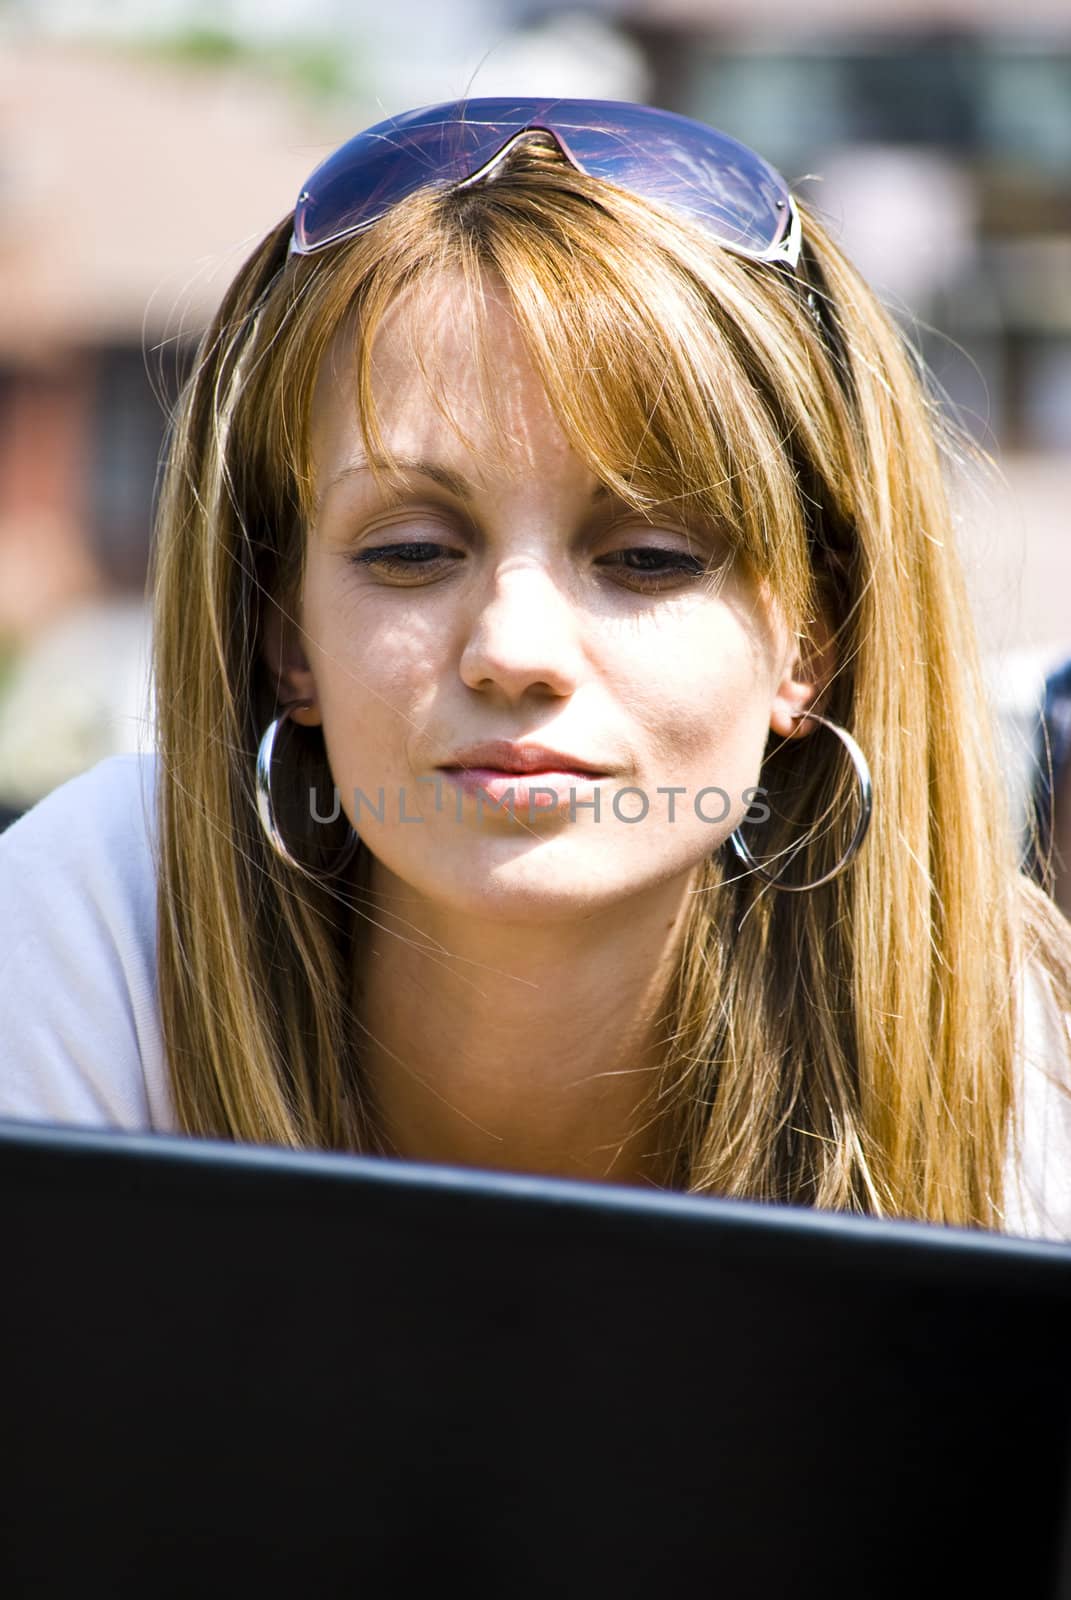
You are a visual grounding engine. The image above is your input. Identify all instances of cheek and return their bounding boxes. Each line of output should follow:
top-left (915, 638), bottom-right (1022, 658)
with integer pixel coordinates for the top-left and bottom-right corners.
top-left (307, 593), bottom-right (445, 775)
top-left (623, 613), bottom-right (774, 786)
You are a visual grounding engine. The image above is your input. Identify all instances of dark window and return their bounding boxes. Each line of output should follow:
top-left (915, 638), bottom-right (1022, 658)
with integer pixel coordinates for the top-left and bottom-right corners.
top-left (88, 342), bottom-right (194, 590)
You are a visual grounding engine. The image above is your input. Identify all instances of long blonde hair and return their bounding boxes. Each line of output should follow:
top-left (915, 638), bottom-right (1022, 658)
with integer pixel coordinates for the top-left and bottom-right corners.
top-left (150, 141), bottom-right (1071, 1227)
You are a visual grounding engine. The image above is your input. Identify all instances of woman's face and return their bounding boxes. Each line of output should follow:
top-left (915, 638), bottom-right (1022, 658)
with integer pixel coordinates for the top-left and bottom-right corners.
top-left (271, 269), bottom-right (817, 922)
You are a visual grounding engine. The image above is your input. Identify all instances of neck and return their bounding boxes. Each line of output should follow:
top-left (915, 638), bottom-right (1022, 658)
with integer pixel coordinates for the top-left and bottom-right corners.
top-left (351, 865), bottom-right (700, 1189)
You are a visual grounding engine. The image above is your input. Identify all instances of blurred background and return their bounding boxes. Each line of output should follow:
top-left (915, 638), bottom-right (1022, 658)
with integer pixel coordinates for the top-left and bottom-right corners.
top-left (0, 0), bottom-right (1068, 845)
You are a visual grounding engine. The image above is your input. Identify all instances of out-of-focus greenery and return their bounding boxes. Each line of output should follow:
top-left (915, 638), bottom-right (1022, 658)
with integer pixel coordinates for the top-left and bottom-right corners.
top-left (125, 26), bottom-right (363, 104)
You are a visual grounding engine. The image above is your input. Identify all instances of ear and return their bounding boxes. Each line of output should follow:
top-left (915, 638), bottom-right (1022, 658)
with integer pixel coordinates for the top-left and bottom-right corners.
top-left (260, 595), bottom-right (322, 729)
top-left (769, 604), bottom-right (837, 742)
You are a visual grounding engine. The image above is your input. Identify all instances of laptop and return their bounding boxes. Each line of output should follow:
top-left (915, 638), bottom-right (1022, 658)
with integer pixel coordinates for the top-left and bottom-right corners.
top-left (3, 1116), bottom-right (1070, 1599)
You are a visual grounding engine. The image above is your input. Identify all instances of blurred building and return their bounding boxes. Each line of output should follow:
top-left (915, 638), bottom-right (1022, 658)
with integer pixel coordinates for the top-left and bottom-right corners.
top-left (0, 40), bottom-right (360, 639)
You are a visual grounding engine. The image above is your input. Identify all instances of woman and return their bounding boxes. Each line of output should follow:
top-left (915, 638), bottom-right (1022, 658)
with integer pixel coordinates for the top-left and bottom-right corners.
top-left (2, 98), bottom-right (1070, 1237)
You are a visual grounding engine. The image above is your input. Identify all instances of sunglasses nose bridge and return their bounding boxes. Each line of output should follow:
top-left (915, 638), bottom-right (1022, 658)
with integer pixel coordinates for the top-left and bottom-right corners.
top-left (455, 123), bottom-right (584, 193)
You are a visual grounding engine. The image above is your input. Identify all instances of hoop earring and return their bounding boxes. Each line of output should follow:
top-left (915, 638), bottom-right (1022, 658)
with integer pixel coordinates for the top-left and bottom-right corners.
top-left (255, 704), bottom-right (359, 876)
top-left (727, 711), bottom-right (873, 893)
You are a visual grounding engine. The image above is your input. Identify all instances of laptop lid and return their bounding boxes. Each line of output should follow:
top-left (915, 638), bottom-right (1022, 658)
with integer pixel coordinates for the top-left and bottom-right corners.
top-left (3, 1117), bottom-right (1071, 1598)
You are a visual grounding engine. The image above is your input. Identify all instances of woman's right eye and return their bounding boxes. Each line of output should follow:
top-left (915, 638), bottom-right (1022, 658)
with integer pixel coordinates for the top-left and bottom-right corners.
top-left (347, 542), bottom-right (461, 579)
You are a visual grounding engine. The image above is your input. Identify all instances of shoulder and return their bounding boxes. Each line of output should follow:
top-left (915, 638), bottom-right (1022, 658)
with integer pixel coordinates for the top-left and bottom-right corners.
top-left (1, 749), bottom-right (156, 876)
top-left (1003, 956), bottom-right (1071, 1242)
top-left (0, 753), bottom-right (174, 1133)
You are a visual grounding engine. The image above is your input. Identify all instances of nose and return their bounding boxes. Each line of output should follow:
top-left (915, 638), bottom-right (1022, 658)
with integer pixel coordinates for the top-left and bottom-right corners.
top-left (457, 558), bottom-right (586, 702)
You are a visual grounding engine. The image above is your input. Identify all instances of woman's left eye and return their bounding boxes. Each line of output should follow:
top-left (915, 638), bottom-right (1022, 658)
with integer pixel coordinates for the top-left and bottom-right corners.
top-left (597, 547), bottom-right (708, 588)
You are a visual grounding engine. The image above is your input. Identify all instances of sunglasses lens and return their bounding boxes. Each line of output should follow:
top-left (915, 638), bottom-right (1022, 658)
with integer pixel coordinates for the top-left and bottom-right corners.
top-left (293, 105), bottom-right (518, 253)
top-left (293, 98), bottom-right (795, 264)
top-left (550, 101), bottom-right (795, 263)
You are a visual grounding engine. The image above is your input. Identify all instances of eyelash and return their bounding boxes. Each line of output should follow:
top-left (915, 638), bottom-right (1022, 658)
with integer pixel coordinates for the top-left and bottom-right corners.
top-left (347, 541), bottom-right (710, 590)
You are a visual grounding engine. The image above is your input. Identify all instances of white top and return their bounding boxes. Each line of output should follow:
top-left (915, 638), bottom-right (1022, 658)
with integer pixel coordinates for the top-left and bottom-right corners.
top-left (1, 754), bottom-right (1070, 1241)
top-left (0, 754), bottom-right (171, 1133)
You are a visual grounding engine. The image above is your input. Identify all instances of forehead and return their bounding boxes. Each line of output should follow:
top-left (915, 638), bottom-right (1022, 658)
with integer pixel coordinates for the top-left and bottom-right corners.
top-left (309, 267), bottom-right (575, 494)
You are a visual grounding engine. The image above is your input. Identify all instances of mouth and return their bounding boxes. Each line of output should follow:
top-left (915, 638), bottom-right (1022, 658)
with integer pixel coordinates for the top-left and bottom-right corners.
top-left (438, 741), bottom-right (615, 778)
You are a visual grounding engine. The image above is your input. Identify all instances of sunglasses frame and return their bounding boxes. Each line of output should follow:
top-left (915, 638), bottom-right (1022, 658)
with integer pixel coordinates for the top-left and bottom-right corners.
top-left (287, 98), bottom-right (803, 272)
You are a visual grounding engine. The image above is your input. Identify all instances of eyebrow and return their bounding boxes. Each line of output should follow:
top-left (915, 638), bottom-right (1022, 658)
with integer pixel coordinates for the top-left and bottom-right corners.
top-left (318, 454), bottom-right (615, 513)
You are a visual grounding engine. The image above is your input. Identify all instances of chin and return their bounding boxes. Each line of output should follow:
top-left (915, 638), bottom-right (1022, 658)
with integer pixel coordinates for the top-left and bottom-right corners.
top-left (369, 833), bottom-right (693, 927)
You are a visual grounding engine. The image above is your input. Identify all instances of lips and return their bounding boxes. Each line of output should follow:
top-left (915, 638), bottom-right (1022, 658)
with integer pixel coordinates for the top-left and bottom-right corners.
top-left (437, 740), bottom-right (612, 777)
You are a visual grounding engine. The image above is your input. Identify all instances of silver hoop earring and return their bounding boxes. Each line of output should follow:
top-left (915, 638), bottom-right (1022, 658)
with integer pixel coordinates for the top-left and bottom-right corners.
top-left (255, 704), bottom-right (359, 876)
top-left (727, 711), bottom-right (873, 893)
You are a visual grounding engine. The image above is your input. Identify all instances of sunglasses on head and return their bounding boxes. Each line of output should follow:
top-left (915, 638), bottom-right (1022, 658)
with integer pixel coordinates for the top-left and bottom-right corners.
top-left (288, 96), bottom-right (802, 272)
